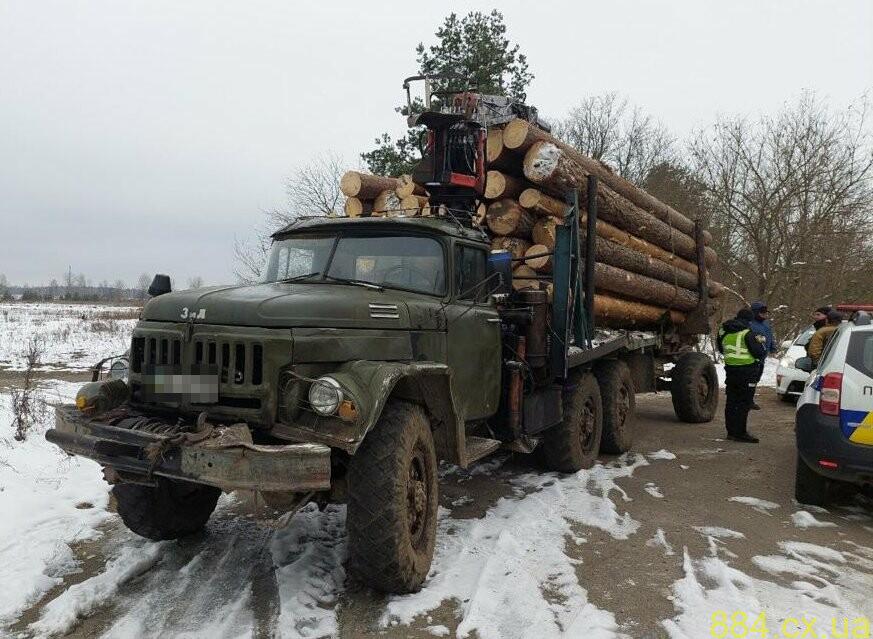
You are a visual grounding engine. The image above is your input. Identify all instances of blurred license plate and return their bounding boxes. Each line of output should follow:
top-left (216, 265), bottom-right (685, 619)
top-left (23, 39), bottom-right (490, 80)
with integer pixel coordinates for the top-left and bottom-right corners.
top-left (143, 372), bottom-right (219, 403)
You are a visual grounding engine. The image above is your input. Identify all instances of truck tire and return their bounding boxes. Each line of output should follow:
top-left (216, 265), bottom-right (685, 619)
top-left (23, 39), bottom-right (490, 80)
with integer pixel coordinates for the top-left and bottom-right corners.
top-left (538, 371), bottom-right (603, 472)
top-left (671, 352), bottom-right (719, 423)
top-left (112, 478), bottom-right (220, 541)
top-left (794, 453), bottom-right (830, 506)
top-left (347, 401), bottom-right (438, 593)
top-left (595, 360), bottom-right (636, 454)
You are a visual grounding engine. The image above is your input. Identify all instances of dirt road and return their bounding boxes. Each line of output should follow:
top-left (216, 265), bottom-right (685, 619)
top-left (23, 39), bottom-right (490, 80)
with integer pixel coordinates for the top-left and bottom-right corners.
top-left (10, 388), bottom-right (873, 638)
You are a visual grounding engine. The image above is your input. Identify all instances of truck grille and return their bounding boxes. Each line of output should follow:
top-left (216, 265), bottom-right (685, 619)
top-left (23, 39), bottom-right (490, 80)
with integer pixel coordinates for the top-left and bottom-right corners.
top-left (131, 335), bottom-right (264, 387)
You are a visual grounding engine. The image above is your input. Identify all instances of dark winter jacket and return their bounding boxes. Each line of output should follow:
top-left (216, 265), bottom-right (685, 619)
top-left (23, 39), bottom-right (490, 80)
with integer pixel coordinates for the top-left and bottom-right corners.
top-left (749, 301), bottom-right (776, 354)
top-left (717, 318), bottom-right (768, 365)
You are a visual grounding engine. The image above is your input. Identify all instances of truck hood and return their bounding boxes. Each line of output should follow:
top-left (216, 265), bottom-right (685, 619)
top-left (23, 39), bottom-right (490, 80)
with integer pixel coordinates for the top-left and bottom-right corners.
top-left (140, 282), bottom-right (444, 330)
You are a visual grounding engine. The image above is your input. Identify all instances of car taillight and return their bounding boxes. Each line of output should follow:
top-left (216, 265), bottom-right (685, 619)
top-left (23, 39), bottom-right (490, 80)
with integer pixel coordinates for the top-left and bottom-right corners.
top-left (819, 372), bottom-right (843, 416)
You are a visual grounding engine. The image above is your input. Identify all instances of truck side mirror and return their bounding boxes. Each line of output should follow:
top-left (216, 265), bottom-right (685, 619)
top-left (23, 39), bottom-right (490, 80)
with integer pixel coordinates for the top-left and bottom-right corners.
top-left (795, 356), bottom-right (814, 373)
top-left (148, 274), bottom-right (172, 297)
top-left (487, 251), bottom-right (513, 296)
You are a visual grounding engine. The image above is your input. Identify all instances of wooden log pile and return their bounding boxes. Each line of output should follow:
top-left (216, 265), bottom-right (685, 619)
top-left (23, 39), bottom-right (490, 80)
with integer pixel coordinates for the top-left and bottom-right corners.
top-left (338, 118), bottom-right (723, 329)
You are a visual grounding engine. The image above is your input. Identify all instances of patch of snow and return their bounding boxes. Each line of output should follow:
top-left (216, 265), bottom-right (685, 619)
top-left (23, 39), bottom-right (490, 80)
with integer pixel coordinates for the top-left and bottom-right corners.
top-left (662, 542), bottom-right (873, 639)
top-left (382, 454), bottom-right (650, 638)
top-left (646, 529), bottom-right (675, 556)
top-left (0, 382), bottom-right (114, 626)
top-left (271, 503), bottom-right (347, 639)
top-left (451, 495), bottom-right (474, 507)
top-left (0, 302), bottom-right (137, 371)
top-left (649, 449), bottom-right (676, 460)
top-left (693, 526), bottom-right (746, 540)
top-left (524, 141), bottom-right (561, 182)
top-left (791, 510), bottom-right (837, 529)
top-left (728, 496), bottom-right (780, 515)
top-left (426, 625), bottom-right (450, 636)
top-left (679, 464), bottom-right (689, 470)
top-left (29, 539), bottom-right (168, 636)
top-left (644, 482), bottom-right (664, 498)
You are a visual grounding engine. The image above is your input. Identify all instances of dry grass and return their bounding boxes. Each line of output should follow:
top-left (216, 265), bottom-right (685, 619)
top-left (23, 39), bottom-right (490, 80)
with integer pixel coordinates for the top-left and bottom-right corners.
top-left (10, 337), bottom-right (48, 441)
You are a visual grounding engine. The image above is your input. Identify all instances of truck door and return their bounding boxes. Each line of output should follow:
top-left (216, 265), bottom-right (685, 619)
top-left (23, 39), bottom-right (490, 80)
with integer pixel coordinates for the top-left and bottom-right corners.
top-left (446, 243), bottom-right (502, 421)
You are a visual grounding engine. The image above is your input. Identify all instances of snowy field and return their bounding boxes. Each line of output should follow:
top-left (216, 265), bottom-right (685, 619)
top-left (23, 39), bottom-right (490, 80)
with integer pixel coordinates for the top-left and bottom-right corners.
top-left (0, 302), bottom-right (138, 371)
top-left (0, 302), bottom-right (871, 638)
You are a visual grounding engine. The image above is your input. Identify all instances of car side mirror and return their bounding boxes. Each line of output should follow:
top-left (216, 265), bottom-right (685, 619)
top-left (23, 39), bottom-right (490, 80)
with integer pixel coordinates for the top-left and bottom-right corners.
top-left (148, 274), bottom-right (172, 297)
top-left (795, 356), bottom-right (814, 373)
top-left (487, 251), bottom-right (513, 296)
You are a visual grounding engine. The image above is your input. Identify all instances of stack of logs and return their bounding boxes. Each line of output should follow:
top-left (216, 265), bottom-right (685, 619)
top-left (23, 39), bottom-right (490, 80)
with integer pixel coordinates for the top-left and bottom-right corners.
top-left (339, 118), bottom-right (724, 329)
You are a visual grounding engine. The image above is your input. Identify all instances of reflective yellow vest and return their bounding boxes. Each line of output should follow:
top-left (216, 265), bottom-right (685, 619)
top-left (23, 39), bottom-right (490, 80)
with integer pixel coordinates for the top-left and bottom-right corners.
top-left (722, 329), bottom-right (756, 366)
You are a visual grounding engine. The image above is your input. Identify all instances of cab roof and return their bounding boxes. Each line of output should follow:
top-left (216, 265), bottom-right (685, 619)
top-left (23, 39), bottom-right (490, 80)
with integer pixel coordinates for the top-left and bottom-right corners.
top-left (272, 215), bottom-right (489, 243)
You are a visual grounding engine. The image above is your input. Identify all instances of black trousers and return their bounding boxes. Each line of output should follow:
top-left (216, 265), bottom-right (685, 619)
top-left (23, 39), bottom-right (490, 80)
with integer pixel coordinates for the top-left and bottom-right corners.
top-left (724, 365), bottom-right (759, 437)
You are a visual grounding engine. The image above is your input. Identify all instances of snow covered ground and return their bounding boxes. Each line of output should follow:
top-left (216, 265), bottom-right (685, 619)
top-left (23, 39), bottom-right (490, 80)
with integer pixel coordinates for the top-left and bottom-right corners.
top-left (0, 302), bottom-right (138, 371)
top-left (1, 302), bottom-right (871, 638)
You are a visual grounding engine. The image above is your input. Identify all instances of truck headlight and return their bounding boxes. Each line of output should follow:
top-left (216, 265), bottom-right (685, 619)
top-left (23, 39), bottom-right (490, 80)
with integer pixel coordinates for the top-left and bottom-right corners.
top-left (308, 377), bottom-right (344, 416)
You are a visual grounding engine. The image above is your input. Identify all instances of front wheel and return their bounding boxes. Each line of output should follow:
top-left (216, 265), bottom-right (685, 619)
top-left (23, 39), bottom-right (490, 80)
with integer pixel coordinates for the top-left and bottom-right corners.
top-left (538, 371), bottom-right (603, 472)
top-left (112, 477), bottom-right (220, 541)
top-left (671, 352), bottom-right (719, 423)
top-left (347, 401), bottom-right (438, 593)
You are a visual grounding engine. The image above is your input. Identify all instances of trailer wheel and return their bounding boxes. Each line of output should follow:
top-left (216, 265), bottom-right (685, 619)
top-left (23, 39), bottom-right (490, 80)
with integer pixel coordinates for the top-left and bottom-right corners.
top-left (670, 352), bottom-right (718, 423)
top-left (595, 360), bottom-right (636, 454)
top-left (113, 478), bottom-right (220, 541)
top-left (538, 371), bottom-right (603, 472)
top-left (347, 400), bottom-right (438, 593)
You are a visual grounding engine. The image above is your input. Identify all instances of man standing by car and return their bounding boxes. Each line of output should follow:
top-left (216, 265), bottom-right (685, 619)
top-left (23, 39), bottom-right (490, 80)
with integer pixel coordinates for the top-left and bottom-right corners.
top-left (749, 301), bottom-right (777, 410)
top-left (718, 307), bottom-right (767, 443)
top-left (808, 310), bottom-right (843, 365)
top-left (811, 305), bottom-right (832, 330)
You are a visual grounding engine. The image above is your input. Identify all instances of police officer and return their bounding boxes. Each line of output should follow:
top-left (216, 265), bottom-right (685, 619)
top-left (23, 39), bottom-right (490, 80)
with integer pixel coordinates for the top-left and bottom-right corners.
top-left (718, 307), bottom-right (767, 443)
top-left (748, 301), bottom-right (777, 410)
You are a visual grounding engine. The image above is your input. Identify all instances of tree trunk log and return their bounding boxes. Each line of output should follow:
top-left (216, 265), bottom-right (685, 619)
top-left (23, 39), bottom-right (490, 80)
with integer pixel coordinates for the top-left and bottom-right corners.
top-left (590, 237), bottom-right (700, 291)
top-left (593, 293), bottom-right (686, 327)
top-left (503, 118), bottom-right (711, 244)
top-left (491, 236), bottom-right (531, 260)
top-left (486, 199), bottom-right (535, 237)
top-left (344, 198), bottom-right (372, 217)
top-left (524, 244), bottom-right (553, 273)
top-left (484, 170), bottom-right (529, 200)
top-left (512, 264), bottom-right (540, 291)
top-left (396, 174), bottom-right (425, 198)
top-left (486, 128), bottom-right (523, 173)
top-left (592, 262), bottom-right (699, 312)
top-left (340, 171), bottom-right (400, 199)
top-left (524, 141), bottom-right (717, 266)
top-left (399, 194), bottom-right (429, 213)
top-left (518, 188), bottom-right (568, 218)
top-left (373, 190), bottom-right (402, 215)
top-left (532, 216), bottom-right (562, 248)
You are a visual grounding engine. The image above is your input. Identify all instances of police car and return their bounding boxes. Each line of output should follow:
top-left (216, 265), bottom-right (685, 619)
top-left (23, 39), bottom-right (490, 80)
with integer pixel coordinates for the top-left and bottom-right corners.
top-left (776, 325), bottom-right (815, 402)
top-left (794, 311), bottom-right (873, 505)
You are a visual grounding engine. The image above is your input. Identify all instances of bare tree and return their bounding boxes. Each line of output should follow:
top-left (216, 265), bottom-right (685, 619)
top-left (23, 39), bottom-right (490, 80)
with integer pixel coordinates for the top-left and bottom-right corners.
top-left (235, 152), bottom-right (349, 283)
top-left (186, 275), bottom-right (204, 289)
top-left (137, 272), bottom-right (152, 300)
top-left (690, 92), bottom-right (873, 336)
top-left (553, 92), bottom-right (675, 184)
top-left (10, 337), bottom-right (46, 441)
top-left (0, 273), bottom-right (8, 300)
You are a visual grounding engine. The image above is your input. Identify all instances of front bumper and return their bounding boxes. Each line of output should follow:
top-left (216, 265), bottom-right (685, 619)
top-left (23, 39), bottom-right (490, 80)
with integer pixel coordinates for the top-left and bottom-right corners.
top-left (47, 405), bottom-right (331, 492)
top-left (796, 404), bottom-right (873, 486)
top-left (776, 364), bottom-right (808, 396)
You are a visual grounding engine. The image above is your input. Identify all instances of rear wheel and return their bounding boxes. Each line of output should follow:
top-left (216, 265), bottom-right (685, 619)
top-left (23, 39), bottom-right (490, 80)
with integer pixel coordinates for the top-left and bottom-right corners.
top-left (346, 401), bottom-right (438, 593)
top-left (794, 453), bottom-right (830, 506)
top-left (671, 352), bottom-right (719, 423)
top-left (595, 360), bottom-right (636, 454)
top-left (538, 371), bottom-right (602, 472)
top-left (112, 477), bottom-right (220, 541)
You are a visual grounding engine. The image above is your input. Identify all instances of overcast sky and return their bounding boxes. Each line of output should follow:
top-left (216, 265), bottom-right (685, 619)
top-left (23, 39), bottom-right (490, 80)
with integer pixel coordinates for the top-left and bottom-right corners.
top-left (2, 0), bottom-right (871, 287)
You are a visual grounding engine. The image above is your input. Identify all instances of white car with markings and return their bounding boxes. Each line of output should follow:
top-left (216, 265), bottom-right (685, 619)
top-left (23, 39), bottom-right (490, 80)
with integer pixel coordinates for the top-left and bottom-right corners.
top-left (776, 326), bottom-right (815, 402)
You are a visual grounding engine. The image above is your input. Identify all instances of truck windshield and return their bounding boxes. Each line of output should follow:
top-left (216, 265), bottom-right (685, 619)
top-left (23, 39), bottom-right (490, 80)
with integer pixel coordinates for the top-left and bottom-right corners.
top-left (262, 233), bottom-right (446, 296)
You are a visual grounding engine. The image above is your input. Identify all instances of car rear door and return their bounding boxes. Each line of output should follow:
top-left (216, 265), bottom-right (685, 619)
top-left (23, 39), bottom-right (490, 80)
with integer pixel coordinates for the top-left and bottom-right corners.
top-left (840, 329), bottom-right (873, 445)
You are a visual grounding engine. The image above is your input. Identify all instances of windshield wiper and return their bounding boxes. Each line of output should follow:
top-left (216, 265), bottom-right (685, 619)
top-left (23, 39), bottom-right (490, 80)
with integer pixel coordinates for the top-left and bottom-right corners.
top-left (279, 271), bottom-right (321, 283)
top-left (323, 274), bottom-right (383, 291)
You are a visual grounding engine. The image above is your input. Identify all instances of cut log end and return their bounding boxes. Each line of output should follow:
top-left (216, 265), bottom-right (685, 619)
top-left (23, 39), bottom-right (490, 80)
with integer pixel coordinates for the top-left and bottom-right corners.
top-left (524, 244), bottom-right (552, 273)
